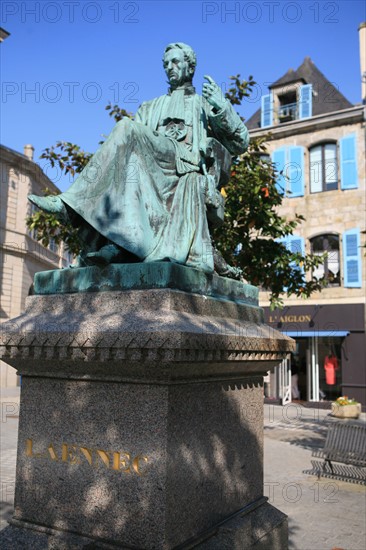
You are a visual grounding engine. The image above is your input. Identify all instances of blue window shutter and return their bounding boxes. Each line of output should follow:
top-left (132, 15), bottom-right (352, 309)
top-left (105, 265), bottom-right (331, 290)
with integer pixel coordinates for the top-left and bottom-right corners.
top-left (340, 134), bottom-right (358, 189)
top-left (288, 235), bottom-right (305, 256)
top-left (261, 94), bottom-right (273, 128)
top-left (276, 235), bottom-right (289, 291)
top-left (343, 228), bottom-right (362, 287)
top-left (299, 84), bottom-right (312, 119)
top-left (277, 235), bottom-right (305, 290)
top-left (272, 148), bottom-right (286, 193)
top-left (288, 146), bottom-right (304, 197)
top-left (289, 235), bottom-right (306, 283)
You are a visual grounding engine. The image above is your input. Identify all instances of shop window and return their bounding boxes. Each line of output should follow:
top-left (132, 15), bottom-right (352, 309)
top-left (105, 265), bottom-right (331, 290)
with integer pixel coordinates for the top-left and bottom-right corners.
top-left (309, 143), bottom-right (338, 192)
top-left (311, 234), bottom-right (340, 286)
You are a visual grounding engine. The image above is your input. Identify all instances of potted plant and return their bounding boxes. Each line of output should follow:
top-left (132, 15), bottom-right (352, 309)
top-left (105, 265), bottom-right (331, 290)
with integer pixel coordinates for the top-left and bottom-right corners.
top-left (331, 396), bottom-right (362, 419)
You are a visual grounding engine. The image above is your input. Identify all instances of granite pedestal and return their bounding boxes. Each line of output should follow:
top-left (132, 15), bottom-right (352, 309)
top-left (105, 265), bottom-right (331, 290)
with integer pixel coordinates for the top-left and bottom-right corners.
top-left (0, 264), bottom-right (293, 549)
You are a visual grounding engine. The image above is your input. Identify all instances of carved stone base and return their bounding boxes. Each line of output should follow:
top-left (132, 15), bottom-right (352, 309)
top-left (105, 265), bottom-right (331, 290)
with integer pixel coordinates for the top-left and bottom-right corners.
top-left (0, 283), bottom-right (293, 549)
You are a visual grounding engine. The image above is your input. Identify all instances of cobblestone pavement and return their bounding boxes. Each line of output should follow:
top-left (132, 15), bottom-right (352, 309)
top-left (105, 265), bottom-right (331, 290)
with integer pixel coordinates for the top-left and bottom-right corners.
top-left (1, 390), bottom-right (365, 549)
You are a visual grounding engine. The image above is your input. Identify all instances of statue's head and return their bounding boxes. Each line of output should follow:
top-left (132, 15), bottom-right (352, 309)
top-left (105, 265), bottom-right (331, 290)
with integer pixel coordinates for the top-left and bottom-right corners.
top-left (163, 43), bottom-right (197, 88)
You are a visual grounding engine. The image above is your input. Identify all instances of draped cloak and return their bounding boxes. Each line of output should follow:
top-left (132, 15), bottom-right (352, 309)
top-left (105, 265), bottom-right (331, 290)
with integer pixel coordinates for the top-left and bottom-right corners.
top-left (60, 89), bottom-right (249, 274)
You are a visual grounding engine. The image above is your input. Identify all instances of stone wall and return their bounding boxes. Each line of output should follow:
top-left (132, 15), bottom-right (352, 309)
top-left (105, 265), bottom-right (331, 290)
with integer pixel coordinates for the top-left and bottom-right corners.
top-left (258, 116), bottom-right (366, 306)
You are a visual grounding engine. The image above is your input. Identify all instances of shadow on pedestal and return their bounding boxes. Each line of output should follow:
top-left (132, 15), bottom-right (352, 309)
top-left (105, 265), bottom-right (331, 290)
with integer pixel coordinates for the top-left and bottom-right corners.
top-left (0, 264), bottom-right (293, 549)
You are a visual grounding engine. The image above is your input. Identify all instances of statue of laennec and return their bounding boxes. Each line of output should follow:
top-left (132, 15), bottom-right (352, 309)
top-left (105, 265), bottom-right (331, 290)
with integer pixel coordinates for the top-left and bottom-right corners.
top-left (29, 43), bottom-right (249, 275)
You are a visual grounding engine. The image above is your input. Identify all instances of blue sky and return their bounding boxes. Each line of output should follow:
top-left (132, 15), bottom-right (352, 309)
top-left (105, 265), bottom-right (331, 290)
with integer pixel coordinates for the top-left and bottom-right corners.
top-left (1, 0), bottom-right (365, 191)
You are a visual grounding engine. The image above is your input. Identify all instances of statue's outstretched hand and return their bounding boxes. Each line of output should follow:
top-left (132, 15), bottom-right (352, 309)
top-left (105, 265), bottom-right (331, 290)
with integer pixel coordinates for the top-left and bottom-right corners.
top-left (202, 75), bottom-right (226, 112)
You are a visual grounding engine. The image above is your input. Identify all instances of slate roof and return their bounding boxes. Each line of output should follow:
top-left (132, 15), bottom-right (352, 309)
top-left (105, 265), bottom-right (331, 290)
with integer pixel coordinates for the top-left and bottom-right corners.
top-left (245, 57), bottom-right (353, 130)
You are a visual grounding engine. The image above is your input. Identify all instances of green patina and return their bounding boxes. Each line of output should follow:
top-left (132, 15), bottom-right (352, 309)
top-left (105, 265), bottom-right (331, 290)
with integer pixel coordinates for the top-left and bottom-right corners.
top-left (29, 43), bottom-right (249, 294)
top-left (33, 263), bottom-right (259, 306)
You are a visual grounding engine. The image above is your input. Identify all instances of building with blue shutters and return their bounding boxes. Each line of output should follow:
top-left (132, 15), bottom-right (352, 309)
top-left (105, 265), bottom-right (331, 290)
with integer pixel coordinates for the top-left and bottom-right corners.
top-left (246, 40), bottom-right (366, 407)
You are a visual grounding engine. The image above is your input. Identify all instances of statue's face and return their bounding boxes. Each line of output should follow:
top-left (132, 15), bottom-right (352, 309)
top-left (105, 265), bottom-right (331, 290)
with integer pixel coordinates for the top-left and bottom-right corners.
top-left (163, 48), bottom-right (191, 88)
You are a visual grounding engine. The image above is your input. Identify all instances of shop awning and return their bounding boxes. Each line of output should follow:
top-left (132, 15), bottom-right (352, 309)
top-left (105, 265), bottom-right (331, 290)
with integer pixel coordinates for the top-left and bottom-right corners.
top-left (283, 331), bottom-right (350, 338)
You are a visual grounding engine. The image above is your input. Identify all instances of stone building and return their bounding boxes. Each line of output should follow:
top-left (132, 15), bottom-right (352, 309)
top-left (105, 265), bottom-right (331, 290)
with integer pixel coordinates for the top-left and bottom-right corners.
top-left (0, 144), bottom-right (70, 387)
top-left (246, 24), bottom-right (366, 406)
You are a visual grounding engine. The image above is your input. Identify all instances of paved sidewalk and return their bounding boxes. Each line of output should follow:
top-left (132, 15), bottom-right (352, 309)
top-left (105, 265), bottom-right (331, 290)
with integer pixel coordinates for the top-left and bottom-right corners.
top-left (263, 403), bottom-right (366, 550)
top-left (0, 388), bottom-right (19, 532)
top-left (1, 390), bottom-right (365, 549)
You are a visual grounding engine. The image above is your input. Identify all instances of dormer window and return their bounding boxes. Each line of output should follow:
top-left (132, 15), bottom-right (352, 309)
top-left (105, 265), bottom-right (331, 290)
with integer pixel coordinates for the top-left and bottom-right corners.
top-left (261, 84), bottom-right (312, 128)
top-left (278, 91), bottom-right (298, 123)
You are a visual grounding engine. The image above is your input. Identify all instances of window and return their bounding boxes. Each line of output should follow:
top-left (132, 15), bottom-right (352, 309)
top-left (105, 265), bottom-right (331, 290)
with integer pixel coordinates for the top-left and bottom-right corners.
top-left (261, 84), bottom-right (312, 128)
top-left (259, 154), bottom-right (271, 164)
top-left (278, 91), bottom-right (298, 123)
top-left (49, 238), bottom-right (59, 254)
top-left (63, 249), bottom-right (74, 266)
top-left (310, 143), bottom-right (338, 192)
top-left (309, 134), bottom-right (358, 193)
top-left (28, 202), bottom-right (39, 240)
top-left (311, 234), bottom-right (340, 286)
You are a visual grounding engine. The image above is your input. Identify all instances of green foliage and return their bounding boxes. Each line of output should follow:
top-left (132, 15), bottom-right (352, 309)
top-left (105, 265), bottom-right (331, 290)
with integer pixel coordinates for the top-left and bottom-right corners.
top-left (40, 142), bottom-right (92, 178)
top-left (28, 75), bottom-right (326, 307)
top-left (212, 136), bottom-right (325, 309)
top-left (210, 75), bottom-right (326, 308)
top-left (26, 190), bottom-right (82, 256)
top-left (225, 74), bottom-right (256, 106)
top-left (28, 143), bottom-right (90, 255)
top-left (105, 103), bottom-right (133, 122)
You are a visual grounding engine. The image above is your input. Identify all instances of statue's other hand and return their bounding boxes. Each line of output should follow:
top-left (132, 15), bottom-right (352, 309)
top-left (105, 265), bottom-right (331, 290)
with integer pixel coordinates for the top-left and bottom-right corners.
top-left (202, 75), bottom-right (226, 112)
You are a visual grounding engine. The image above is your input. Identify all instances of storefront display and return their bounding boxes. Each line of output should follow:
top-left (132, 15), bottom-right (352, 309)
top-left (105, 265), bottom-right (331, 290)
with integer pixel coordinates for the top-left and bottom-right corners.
top-left (264, 304), bottom-right (365, 406)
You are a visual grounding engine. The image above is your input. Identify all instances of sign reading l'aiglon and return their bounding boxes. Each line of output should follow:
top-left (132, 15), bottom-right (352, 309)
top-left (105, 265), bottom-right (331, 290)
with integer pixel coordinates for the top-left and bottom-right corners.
top-left (269, 315), bottom-right (311, 324)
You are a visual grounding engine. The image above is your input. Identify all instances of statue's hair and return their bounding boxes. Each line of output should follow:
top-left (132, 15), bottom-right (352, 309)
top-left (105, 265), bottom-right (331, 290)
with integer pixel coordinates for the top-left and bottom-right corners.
top-left (163, 43), bottom-right (197, 72)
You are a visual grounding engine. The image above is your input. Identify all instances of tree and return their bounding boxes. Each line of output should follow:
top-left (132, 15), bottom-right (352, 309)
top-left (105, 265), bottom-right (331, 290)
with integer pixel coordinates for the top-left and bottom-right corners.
top-left (27, 78), bottom-right (325, 308)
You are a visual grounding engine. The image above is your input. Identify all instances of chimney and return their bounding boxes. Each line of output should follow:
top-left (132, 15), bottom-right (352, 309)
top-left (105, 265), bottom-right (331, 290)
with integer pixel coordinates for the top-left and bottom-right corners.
top-left (359, 22), bottom-right (366, 103)
top-left (23, 144), bottom-right (34, 161)
top-left (0, 27), bottom-right (10, 43)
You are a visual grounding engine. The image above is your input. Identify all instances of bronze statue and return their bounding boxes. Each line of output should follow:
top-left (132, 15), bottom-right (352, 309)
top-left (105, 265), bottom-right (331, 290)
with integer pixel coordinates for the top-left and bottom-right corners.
top-left (29, 43), bottom-right (249, 276)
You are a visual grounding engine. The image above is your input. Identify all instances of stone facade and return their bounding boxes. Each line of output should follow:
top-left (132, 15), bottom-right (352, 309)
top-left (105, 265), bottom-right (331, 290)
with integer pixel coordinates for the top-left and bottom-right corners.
top-left (247, 54), bottom-right (366, 404)
top-left (0, 144), bottom-right (69, 387)
top-left (251, 107), bottom-right (366, 306)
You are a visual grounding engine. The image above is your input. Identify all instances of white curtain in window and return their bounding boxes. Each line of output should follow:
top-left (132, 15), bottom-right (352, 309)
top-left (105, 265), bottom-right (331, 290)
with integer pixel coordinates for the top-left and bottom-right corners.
top-left (327, 249), bottom-right (340, 276)
top-left (313, 252), bottom-right (325, 280)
